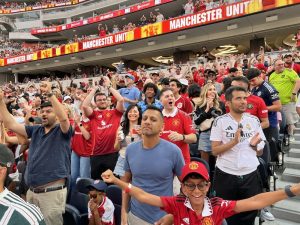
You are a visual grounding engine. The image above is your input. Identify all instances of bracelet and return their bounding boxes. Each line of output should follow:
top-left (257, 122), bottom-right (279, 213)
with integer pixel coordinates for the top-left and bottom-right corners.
top-left (250, 143), bottom-right (257, 148)
top-left (124, 183), bottom-right (132, 193)
top-left (47, 92), bottom-right (53, 98)
top-left (292, 93), bottom-right (297, 95)
top-left (182, 135), bottom-right (185, 141)
top-left (285, 185), bottom-right (296, 198)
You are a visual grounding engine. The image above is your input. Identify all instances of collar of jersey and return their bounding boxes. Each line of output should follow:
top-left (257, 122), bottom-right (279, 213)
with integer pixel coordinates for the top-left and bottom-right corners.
top-left (184, 196), bottom-right (213, 217)
top-left (162, 107), bottom-right (178, 117)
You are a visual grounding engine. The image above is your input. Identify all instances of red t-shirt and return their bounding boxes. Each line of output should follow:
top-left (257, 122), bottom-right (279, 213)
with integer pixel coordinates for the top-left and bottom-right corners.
top-left (246, 95), bottom-right (268, 119)
top-left (71, 121), bottom-right (93, 157)
top-left (175, 96), bottom-right (193, 115)
top-left (161, 196), bottom-right (236, 225)
top-left (255, 63), bottom-right (267, 72)
top-left (99, 30), bottom-right (106, 37)
top-left (161, 109), bottom-right (196, 163)
top-left (222, 95), bottom-right (268, 120)
top-left (285, 63), bottom-right (300, 75)
top-left (88, 109), bottom-right (123, 156)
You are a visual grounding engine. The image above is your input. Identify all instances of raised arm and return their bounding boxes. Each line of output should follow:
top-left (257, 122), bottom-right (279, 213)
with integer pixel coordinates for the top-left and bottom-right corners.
top-left (0, 89), bottom-right (27, 137)
top-left (234, 183), bottom-right (300, 213)
top-left (82, 87), bottom-right (98, 117)
top-left (40, 81), bottom-right (70, 133)
top-left (103, 76), bottom-right (124, 112)
top-left (102, 170), bottom-right (163, 208)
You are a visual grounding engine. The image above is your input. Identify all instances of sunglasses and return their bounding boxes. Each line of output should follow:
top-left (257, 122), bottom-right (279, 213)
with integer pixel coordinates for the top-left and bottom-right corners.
top-left (89, 193), bottom-right (98, 199)
top-left (184, 182), bottom-right (208, 191)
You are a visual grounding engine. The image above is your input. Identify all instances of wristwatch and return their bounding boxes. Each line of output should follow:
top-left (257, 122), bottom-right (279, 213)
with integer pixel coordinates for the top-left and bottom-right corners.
top-left (285, 185), bottom-right (296, 197)
top-left (292, 93), bottom-right (297, 95)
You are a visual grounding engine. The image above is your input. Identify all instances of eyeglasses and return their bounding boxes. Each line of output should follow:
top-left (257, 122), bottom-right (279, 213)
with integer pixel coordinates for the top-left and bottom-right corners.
top-left (184, 182), bottom-right (208, 191)
top-left (89, 193), bottom-right (98, 199)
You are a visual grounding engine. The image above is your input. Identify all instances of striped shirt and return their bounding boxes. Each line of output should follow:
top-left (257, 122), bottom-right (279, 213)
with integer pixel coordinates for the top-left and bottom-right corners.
top-left (0, 188), bottom-right (45, 225)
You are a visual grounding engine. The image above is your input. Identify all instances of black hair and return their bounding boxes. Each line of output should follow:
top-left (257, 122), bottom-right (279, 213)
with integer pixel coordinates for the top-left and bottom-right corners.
top-left (188, 84), bottom-right (201, 98)
top-left (159, 87), bottom-right (173, 99)
top-left (144, 105), bottom-right (163, 119)
top-left (222, 77), bottom-right (232, 94)
top-left (143, 82), bottom-right (158, 95)
top-left (169, 79), bottom-right (182, 89)
top-left (246, 68), bottom-right (261, 80)
top-left (40, 101), bottom-right (52, 109)
top-left (232, 76), bottom-right (249, 90)
top-left (229, 67), bottom-right (238, 73)
top-left (121, 104), bottom-right (142, 136)
top-left (182, 172), bottom-right (206, 183)
top-left (93, 92), bottom-right (107, 102)
top-left (225, 86), bottom-right (247, 101)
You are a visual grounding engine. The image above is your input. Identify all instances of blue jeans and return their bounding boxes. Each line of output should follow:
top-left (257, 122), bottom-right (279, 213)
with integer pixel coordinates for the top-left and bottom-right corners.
top-left (71, 151), bottom-right (91, 192)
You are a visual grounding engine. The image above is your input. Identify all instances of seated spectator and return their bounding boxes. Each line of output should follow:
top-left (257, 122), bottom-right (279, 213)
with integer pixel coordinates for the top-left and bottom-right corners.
top-left (87, 180), bottom-right (115, 225)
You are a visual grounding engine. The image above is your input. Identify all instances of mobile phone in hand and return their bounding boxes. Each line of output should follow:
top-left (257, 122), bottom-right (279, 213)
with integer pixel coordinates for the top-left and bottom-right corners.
top-left (238, 124), bottom-right (244, 136)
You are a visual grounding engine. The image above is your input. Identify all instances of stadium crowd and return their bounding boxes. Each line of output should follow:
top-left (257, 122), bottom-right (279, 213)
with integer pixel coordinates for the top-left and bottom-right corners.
top-left (1, 46), bottom-right (300, 225)
top-left (0, 0), bottom-right (71, 10)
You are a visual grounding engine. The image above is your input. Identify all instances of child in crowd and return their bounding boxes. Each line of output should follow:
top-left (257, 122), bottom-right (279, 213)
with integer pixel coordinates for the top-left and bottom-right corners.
top-left (101, 161), bottom-right (300, 225)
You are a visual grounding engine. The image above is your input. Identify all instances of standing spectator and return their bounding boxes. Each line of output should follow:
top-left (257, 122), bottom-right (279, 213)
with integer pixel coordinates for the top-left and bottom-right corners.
top-left (211, 86), bottom-right (266, 225)
top-left (156, 12), bottom-right (164, 22)
top-left (231, 76), bottom-right (270, 129)
top-left (113, 104), bottom-right (142, 177)
top-left (82, 77), bottom-right (124, 179)
top-left (284, 54), bottom-right (300, 75)
top-left (0, 81), bottom-right (73, 225)
top-left (184, 0), bottom-right (194, 14)
top-left (0, 144), bottom-right (46, 225)
top-left (137, 82), bottom-right (163, 113)
top-left (247, 68), bottom-right (282, 142)
top-left (139, 15), bottom-right (148, 26)
top-left (194, 83), bottom-right (224, 163)
top-left (98, 24), bottom-right (108, 37)
top-left (160, 88), bottom-right (197, 163)
top-left (119, 74), bottom-right (141, 109)
top-left (269, 59), bottom-right (300, 141)
top-left (169, 79), bottom-right (194, 114)
top-left (122, 106), bottom-right (185, 225)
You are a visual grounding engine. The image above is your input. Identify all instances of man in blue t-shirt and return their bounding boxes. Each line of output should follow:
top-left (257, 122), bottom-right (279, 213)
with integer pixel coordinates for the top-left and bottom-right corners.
top-left (119, 74), bottom-right (141, 109)
top-left (247, 68), bottom-right (282, 142)
top-left (122, 106), bottom-right (185, 225)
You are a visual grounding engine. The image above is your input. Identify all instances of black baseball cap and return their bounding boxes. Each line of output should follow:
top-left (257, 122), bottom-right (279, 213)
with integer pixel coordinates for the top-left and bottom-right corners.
top-left (284, 54), bottom-right (293, 58)
top-left (246, 68), bottom-right (261, 80)
top-left (0, 144), bottom-right (14, 168)
top-left (87, 180), bottom-right (107, 192)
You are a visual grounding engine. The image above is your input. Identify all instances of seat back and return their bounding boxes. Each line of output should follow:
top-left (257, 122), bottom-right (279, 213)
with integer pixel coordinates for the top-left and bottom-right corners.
top-left (63, 204), bottom-right (80, 225)
top-left (114, 204), bottom-right (121, 225)
top-left (106, 185), bottom-right (122, 206)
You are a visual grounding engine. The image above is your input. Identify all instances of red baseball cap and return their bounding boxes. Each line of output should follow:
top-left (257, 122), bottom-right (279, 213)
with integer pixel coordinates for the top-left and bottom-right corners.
top-left (180, 161), bottom-right (210, 182)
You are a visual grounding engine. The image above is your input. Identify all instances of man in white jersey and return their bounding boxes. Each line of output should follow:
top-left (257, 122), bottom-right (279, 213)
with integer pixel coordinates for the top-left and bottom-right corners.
top-left (210, 86), bottom-right (265, 225)
top-left (0, 144), bottom-right (46, 225)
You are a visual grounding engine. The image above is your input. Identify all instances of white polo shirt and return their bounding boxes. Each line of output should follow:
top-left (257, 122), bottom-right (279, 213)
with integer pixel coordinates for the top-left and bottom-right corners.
top-left (210, 113), bottom-right (266, 176)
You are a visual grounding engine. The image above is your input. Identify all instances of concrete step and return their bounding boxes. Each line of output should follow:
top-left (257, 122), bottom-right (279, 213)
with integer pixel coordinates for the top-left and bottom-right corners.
top-left (294, 128), bottom-right (300, 134)
top-left (271, 198), bottom-right (300, 223)
top-left (281, 168), bottom-right (300, 183)
top-left (288, 148), bottom-right (300, 158)
top-left (289, 141), bottom-right (300, 149)
top-left (276, 179), bottom-right (300, 201)
top-left (255, 217), bottom-right (300, 225)
top-left (285, 157), bottom-right (300, 170)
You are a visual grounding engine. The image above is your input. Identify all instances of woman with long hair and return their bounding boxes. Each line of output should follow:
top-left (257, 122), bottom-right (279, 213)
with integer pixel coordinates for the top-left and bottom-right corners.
top-left (194, 82), bottom-right (224, 163)
top-left (113, 104), bottom-right (142, 177)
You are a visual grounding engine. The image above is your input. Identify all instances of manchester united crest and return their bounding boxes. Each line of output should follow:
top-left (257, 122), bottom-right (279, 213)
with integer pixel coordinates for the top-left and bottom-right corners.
top-left (189, 162), bottom-right (199, 170)
top-left (105, 112), bottom-right (112, 118)
top-left (202, 217), bottom-right (213, 225)
top-left (172, 119), bottom-right (180, 126)
top-left (247, 103), bottom-right (253, 109)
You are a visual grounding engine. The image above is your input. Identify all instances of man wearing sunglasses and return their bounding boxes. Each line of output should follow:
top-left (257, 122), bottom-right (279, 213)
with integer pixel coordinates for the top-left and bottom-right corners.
top-left (0, 144), bottom-right (46, 225)
top-left (87, 180), bottom-right (114, 225)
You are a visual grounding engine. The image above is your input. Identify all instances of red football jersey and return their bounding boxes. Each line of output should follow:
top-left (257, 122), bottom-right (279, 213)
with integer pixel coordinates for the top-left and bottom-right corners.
top-left (161, 196), bottom-right (236, 225)
top-left (175, 96), bottom-right (193, 115)
top-left (88, 109), bottom-right (122, 156)
top-left (161, 109), bottom-right (196, 163)
top-left (71, 121), bottom-right (93, 157)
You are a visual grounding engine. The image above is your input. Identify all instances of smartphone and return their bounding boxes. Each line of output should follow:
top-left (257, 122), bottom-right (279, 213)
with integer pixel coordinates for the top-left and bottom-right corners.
top-left (88, 79), bottom-right (93, 86)
top-left (238, 124), bottom-right (244, 136)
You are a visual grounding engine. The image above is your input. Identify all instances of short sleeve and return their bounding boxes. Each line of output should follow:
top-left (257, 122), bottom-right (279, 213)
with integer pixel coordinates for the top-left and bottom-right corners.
top-left (102, 199), bottom-right (115, 224)
top-left (218, 199), bottom-right (237, 219)
top-left (257, 98), bottom-right (268, 119)
top-left (87, 110), bottom-right (96, 120)
top-left (288, 70), bottom-right (299, 82)
top-left (160, 196), bottom-right (177, 214)
top-left (210, 117), bottom-right (222, 141)
top-left (123, 146), bottom-right (131, 172)
top-left (25, 125), bottom-right (37, 138)
top-left (173, 147), bottom-right (185, 177)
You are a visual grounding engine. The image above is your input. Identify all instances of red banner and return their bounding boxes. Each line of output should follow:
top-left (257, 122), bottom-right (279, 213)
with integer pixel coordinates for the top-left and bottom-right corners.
top-left (2, 0), bottom-right (300, 67)
top-left (31, 0), bottom-right (173, 35)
